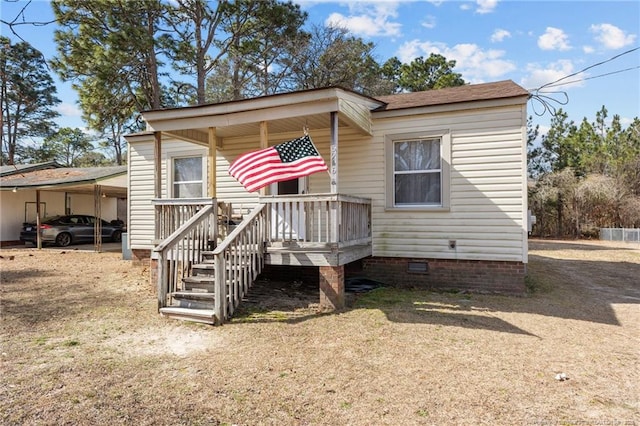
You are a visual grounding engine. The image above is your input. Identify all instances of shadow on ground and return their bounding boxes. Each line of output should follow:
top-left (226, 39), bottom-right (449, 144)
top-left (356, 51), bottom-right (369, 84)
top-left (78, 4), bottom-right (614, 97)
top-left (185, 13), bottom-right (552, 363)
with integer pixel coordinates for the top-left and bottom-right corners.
top-left (230, 240), bottom-right (639, 335)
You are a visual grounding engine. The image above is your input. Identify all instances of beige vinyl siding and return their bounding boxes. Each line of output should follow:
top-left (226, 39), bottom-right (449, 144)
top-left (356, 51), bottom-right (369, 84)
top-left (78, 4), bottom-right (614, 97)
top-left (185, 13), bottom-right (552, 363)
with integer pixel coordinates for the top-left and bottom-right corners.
top-left (362, 104), bottom-right (527, 262)
top-left (129, 137), bottom-right (207, 249)
top-left (128, 138), bottom-right (156, 250)
top-left (128, 101), bottom-right (527, 262)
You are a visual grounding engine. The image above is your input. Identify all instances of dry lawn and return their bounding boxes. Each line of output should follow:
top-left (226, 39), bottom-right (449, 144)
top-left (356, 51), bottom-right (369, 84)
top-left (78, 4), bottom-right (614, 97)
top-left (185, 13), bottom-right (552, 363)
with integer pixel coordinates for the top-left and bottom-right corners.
top-left (0, 240), bottom-right (638, 425)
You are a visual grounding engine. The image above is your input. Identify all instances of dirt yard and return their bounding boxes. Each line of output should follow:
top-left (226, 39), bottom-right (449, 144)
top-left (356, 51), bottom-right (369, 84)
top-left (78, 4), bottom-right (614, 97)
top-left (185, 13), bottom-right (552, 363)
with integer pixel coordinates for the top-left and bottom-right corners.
top-left (1, 240), bottom-right (638, 425)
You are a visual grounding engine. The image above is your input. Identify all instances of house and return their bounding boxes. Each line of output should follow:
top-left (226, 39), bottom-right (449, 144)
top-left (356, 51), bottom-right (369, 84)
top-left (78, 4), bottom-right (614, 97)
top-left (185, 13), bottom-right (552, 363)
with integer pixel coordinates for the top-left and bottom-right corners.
top-left (125, 80), bottom-right (530, 325)
top-left (0, 163), bottom-right (128, 247)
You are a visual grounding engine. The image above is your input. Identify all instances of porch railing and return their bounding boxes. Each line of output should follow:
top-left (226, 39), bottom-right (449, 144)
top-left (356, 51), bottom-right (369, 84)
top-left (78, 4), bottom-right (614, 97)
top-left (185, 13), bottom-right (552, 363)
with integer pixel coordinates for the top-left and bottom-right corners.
top-left (152, 197), bottom-right (232, 242)
top-left (152, 202), bottom-right (218, 309)
top-left (151, 194), bottom-right (370, 323)
top-left (260, 193), bottom-right (372, 248)
top-left (212, 204), bottom-right (268, 322)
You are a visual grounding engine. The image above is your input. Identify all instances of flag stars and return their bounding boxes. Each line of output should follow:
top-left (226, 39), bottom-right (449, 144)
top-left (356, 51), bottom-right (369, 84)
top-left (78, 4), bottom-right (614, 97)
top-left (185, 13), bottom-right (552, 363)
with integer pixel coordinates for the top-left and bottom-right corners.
top-left (275, 135), bottom-right (320, 163)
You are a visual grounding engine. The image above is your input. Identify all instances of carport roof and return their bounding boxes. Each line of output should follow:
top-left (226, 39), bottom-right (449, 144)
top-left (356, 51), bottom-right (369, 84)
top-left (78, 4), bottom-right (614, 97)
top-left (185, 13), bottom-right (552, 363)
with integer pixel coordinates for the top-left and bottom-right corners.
top-left (0, 166), bottom-right (127, 197)
top-left (0, 161), bottom-right (63, 177)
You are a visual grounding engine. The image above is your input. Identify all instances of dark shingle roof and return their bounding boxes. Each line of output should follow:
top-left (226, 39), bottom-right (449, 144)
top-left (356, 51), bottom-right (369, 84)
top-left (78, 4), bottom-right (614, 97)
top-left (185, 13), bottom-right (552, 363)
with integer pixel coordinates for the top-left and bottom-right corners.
top-left (0, 161), bottom-right (62, 177)
top-left (0, 166), bottom-right (127, 188)
top-left (374, 80), bottom-right (529, 112)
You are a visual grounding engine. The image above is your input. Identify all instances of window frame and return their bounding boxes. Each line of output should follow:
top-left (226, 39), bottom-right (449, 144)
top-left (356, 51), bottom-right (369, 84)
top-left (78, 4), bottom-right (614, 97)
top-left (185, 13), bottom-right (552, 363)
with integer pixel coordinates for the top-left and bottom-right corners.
top-left (170, 154), bottom-right (207, 199)
top-left (385, 130), bottom-right (451, 211)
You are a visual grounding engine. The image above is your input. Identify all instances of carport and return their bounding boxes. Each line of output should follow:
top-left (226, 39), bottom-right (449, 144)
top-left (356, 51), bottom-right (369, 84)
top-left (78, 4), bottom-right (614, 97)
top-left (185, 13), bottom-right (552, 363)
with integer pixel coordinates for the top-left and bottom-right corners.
top-left (0, 165), bottom-right (127, 251)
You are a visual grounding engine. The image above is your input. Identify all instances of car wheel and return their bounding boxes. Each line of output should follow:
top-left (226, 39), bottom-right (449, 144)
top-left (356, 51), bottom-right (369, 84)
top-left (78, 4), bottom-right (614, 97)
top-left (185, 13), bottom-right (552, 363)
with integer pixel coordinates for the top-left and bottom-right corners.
top-left (55, 232), bottom-right (72, 247)
top-left (112, 230), bottom-right (122, 243)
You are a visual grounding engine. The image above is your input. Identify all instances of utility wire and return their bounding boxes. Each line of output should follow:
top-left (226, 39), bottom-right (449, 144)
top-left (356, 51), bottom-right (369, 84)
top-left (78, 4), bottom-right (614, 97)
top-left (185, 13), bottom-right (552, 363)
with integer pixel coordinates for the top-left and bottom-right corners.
top-left (535, 46), bottom-right (639, 91)
top-left (541, 66), bottom-right (640, 89)
top-left (528, 46), bottom-right (640, 116)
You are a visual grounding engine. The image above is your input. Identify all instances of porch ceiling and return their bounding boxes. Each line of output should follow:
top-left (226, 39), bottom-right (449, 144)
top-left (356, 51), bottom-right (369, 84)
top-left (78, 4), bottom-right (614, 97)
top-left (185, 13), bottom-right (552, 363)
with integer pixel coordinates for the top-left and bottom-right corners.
top-left (165, 112), bottom-right (351, 146)
top-left (142, 87), bottom-right (384, 145)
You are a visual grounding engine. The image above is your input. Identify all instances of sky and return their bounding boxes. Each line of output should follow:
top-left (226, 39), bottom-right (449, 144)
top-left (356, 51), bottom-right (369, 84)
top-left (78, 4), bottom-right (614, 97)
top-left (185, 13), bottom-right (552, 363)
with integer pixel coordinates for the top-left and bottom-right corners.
top-left (1, 0), bottom-right (639, 137)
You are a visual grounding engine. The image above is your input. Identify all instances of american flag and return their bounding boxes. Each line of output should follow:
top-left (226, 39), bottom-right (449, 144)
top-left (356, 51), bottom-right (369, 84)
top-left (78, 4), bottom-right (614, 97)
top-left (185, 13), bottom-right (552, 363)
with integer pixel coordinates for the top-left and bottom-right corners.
top-left (228, 135), bottom-right (328, 192)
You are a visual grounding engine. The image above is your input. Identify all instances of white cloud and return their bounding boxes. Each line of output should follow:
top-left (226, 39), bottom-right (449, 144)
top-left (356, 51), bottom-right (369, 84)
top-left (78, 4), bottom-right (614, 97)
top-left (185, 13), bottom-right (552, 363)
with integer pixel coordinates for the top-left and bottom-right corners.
top-left (590, 23), bottom-right (637, 50)
top-left (325, 2), bottom-right (402, 37)
top-left (582, 45), bottom-right (595, 54)
top-left (520, 59), bottom-right (586, 90)
top-left (476, 0), bottom-right (498, 14)
top-left (619, 116), bottom-right (634, 127)
top-left (491, 29), bottom-right (511, 43)
top-left (57, 103), bottom-right (82, 117)
top-left (421, 15), bottom-right (436, 29)
top-left (538, 27), bottom-right (571, 51)
top-left (460, 3), bottom-right (472, 11)
top-left (397, 40), bottom-right (516, 83)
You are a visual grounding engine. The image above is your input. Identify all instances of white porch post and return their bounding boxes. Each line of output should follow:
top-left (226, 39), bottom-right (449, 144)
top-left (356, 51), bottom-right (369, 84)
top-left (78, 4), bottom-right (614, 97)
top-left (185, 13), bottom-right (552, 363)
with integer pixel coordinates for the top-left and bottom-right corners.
top-left (330, 111), bottom-right (338, 194)
top-left (154, 131), bottom-right (162, 199)
top-left (154, 131), bottom-right (162, 241)
top-left (208, 127), bottom-right (217, 198)
top-left (260, 121), bottom-right (269, 196)
top-left (329, 111), bottom-right (339, 242)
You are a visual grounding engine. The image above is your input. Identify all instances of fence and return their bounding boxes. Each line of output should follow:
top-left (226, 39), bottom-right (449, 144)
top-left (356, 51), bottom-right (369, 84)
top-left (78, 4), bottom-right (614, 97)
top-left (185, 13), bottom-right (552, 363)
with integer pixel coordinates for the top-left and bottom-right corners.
top-left (600, 228), bottom-right (640, 243)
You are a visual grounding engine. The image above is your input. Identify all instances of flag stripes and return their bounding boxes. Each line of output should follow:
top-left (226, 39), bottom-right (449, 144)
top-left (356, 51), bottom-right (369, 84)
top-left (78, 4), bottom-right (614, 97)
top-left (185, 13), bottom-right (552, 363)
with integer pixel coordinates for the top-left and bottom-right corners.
top-left (228, 135), bottom-right (328, 193)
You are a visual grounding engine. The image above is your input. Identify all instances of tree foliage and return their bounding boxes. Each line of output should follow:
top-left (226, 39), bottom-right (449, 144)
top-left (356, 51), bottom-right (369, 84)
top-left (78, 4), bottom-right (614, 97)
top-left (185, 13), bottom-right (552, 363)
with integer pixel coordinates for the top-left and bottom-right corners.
top-left (383, 54), bottom-right (466, 93)
top-left (21, 127), bottom-right (94, 166)
top-left (0, 36), bottom-right (60, 165)
top-left (528, 106), bottom-right (640, 237)
top-left (288, 24), bottom-right (394, 96)
top-left (51, 0), bottom-right (166, 165)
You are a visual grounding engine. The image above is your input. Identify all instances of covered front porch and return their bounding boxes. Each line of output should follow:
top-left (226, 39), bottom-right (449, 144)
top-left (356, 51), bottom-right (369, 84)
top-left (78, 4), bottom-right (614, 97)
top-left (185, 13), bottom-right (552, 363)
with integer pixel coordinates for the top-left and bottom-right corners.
top-left (138, 87), bottom-right (382, 324)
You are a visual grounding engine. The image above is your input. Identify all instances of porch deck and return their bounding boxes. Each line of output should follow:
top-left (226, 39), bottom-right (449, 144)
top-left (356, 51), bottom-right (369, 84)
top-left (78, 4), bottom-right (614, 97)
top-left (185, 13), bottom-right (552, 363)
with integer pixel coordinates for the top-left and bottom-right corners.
top-left (152, 194), bottom-right (371, 324)
top-left (265, 244), bottom-right (372, 266)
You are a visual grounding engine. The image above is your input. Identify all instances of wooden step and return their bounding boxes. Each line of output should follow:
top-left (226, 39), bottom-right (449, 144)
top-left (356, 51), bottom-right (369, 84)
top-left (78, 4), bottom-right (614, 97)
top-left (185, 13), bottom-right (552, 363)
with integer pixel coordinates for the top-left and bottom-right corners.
top-left (183, 275), bottom-right (215, 292)
top-left (192, 263), bottom-right (215, 276)
top-left (159, 307), bottom-right (217, 325)
top-left (171, 291), bottom-right (216, 309)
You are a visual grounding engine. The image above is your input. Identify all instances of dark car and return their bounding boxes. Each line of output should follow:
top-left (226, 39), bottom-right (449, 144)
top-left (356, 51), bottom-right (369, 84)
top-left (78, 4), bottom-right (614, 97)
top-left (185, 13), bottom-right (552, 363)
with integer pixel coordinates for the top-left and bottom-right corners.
top-left (20, 215), bottom-right (124, 247)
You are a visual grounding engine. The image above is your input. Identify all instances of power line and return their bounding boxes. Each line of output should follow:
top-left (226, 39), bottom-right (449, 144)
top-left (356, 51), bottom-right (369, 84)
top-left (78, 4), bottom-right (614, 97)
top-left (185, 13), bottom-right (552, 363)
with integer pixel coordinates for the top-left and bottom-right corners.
top-left (528, 91), bottom-right (569, 117)
top-left (529, 46), bottom-right (640, 117)
top-left (541, 66), bottom-right (640, 89)
top-left (535, 46), bottom-right (639, 91)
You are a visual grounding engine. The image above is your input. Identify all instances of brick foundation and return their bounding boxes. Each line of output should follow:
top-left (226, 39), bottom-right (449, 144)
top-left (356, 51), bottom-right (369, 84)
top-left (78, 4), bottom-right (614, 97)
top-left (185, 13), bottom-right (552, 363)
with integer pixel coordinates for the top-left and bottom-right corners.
top-left (361, 257), bottom-right (526, 295)
top-left (319, 265), bottom-right (345, 309)
top-left (131, 249), bottom-right (152, 267)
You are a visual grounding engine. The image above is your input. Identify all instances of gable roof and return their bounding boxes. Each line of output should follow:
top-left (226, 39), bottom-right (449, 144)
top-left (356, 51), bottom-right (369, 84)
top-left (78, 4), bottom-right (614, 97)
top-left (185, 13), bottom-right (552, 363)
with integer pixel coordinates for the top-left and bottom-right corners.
top-left (374, 80), bottom-right (530, 112)
top-left (131, 80), bottom-right (529, 141)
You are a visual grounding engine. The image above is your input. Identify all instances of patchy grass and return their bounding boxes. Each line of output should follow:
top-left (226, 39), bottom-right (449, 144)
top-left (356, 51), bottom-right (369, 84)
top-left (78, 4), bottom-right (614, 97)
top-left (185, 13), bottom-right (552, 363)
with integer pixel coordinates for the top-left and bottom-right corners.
top-left (1, 241), bottom-right (639, 425)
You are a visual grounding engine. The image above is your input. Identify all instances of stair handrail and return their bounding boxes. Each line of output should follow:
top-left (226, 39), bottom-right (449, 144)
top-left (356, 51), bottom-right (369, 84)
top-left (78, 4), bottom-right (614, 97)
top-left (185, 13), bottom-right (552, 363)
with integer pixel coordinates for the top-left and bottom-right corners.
top-left (153, 203), bottom-right (216, 309)
top-left (211, 204), bottom-right (266, 255)
top-left (211, 203), bottom-right (268, 323)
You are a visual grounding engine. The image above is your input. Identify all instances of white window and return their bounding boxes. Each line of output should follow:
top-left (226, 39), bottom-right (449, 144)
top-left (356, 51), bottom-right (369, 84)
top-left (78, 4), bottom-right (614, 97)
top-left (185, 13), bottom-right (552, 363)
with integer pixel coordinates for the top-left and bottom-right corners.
top-left (386, 131), bottom-right (450, 210)
top-left (172, 156), bottom-right (204, 198)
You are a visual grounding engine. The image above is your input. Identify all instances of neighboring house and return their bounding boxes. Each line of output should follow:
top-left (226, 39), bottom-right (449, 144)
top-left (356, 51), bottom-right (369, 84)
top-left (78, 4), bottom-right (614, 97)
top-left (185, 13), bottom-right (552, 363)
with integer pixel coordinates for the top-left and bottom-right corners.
top-left (0, 164), bottom-right (128, 246)
top-left (125, 80), bottom-right (530, 325)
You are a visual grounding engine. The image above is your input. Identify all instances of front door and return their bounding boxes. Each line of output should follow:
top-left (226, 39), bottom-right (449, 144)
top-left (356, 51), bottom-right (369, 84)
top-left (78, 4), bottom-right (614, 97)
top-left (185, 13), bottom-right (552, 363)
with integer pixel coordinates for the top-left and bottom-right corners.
top-left (270, 177), bottom-right (306, 241)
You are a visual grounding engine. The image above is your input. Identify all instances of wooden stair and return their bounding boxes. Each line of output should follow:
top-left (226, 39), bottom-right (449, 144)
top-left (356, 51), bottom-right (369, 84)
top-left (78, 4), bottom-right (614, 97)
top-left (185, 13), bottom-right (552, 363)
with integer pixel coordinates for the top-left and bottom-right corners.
top-left (159, 250), bottom-right (255, 325)
top-left (159, 251), bottom-right (218, 324)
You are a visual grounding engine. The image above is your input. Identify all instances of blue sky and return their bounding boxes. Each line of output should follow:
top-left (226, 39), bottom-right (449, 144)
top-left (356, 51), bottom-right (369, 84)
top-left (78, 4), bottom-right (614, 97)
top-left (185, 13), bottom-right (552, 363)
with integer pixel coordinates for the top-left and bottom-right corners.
top-left (2, 0), bottom-right (639, 136)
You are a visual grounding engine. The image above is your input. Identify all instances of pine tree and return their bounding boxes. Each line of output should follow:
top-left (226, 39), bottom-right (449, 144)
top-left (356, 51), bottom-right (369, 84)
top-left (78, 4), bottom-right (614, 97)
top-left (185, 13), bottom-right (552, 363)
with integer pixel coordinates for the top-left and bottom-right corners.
top-left (0, 36), bottom-right (60, 165)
